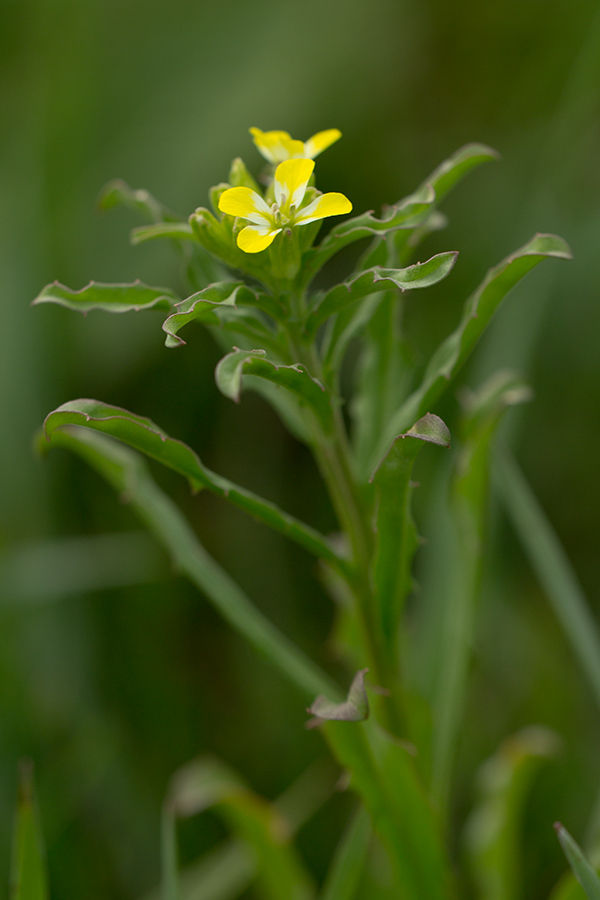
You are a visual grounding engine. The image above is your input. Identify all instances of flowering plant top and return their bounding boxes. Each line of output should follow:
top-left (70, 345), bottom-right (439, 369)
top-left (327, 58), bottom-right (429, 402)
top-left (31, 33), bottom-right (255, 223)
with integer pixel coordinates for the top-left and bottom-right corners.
top-left (218, 158), bottom-right (352, 253)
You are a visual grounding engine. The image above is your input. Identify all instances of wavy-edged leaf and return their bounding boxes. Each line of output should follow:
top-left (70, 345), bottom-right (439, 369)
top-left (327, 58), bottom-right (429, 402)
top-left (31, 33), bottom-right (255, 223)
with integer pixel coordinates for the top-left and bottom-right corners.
top-left (10, 760), bottom-right (49, 900)
top-left (32, 280), bottom-right (178, 314)
top-left (300, 186), bottom-right (435, 285)
top-left (42, 400), bottom-right (345, 572)
top-left (464, 727), bottom-right (560, 900)
top-left (417, 142), bottom-right (500, 205)
top-left (304, 252), bottom-right (458, 337)
top-left (369, 414), bottom-right (450, 673)
top-left (168, 756), bottom-right (315, 900)
top-left (308, 669), bottom-right (369, 723)
top-left (216, 348), bottom-right (334, 434)
top-left (556, 825), bottom-right (600, 900)
top-left (97, 178), bottom-right (181, 222)
top-left (41, 426), bottom-right (341, 701)
top-left (372, 233), bottom-right (572, 469)
top-left (163, 282), bottom-right (285, 349)
top-left (131, 221), bottom-right (196, 244)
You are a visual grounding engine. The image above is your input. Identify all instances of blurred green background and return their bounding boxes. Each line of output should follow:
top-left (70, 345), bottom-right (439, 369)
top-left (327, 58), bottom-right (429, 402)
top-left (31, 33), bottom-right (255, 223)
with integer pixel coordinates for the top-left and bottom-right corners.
top-left (2, 0), bottom-right (600, 897)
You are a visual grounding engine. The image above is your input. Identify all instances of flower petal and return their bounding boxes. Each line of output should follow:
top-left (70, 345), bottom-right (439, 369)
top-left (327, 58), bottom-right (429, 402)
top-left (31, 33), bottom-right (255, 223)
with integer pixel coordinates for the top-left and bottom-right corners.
top-left (274, 158), bottom-right (315, 211)
top-left (218, 186), bottom-right (272, 224)
top-left (237, 224), bottom-right (281, 253)
top-left (294, 192), bottom-right (352, 225)
top-left (304, 129), bottom-right (342, 159)
top-left (249, 128), bottom-right (303, 163)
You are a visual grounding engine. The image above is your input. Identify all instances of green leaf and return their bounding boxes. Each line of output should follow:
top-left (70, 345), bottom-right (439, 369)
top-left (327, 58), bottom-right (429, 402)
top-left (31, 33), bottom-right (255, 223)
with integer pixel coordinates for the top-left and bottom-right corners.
top-left (215, 348), bottom-right (334, 434)
top-left (417, 142), bottom-right (500, 205)
top-left (369, 414), bottom-right (450, 672)
top-left (300, 185), bottom-right (435, 286)
top-left (431, 374), bottom-right (531, 813)
top-left (463, 727), bottom-right (560, 900)
top-left (97, 178), bottom-right (181, 222)
top-left (10, 760), bottom-right (49, 900)
top-left (304, 252), bottom-right (458, 337)
top-left (556, 826), bottom-right (600, 900)
top-left (32, 280), bottom-right (178, 314)
top-left (42, 400), bottom-right (345, 572)
top-left (163, 282), bottom-right (285, 348)
top-left (131, 221), bottom-right (196, 244)
top-left (41, 426), bottom-right (341, 701)
top-left (308, 669), bottom-right (370, 723)
top-left (319, 805), bottom-right (371, 900)
top-left (321, 719), bottom-right (452, 900)
top-left (168, 757), bottom-right (315, 900)
top-left (161, 801), bottom-right (179, 900)
top-left (494, 448), bottom-right (600, 713)
top-left (372, 233), bottom-right (572, 469)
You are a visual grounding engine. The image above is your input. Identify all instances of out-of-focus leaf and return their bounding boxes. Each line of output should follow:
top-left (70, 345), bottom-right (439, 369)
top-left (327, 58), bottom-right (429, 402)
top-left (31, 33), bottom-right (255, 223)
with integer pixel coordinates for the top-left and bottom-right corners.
top-left (308, 669), bottom-right (370, 723)
top-left (97, 178), bottom-right (181, 222)
top-left (32, 280), bottom-right (178, 313)
top-left (131, 221), bottom-right (196, 244)
top-left (320, 719), bottom-right (451, 900)
top-left (300, 186), bottom-right (435, 285)
top-left (161, 801), bottom-right (179, 900)
top-left (304, 253), bottom-right (458, 337)
top-left (463, 727), bottom-right (560, 900)
top-left (215, 348), bottom-right (334, 434)
top-left (319, 805), bottom-right (371, 900)
top-left (494, 449), bottom-right (600, 712)
top-left (373, 233), bottom-right (572, 468)
top-left (556, 825), bottom-right (600, 900)
top-left (431, 373), bottom-right (531, 812)
top-left (10, 760), bottom-right (49, 900)
top-left (41, 426), bottom-right (340, 702)
top-left (42, 400), bottom-right (344, 571)
top-left (168, 757), bottom-right (315, 900)
top-left (369, 414), bottom-right (450, 673)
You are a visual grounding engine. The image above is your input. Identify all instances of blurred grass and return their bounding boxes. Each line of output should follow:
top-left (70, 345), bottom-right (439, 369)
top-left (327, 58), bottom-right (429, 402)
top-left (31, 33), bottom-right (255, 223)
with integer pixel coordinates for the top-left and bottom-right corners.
top-left (2, 0), bottom-right (600, 897)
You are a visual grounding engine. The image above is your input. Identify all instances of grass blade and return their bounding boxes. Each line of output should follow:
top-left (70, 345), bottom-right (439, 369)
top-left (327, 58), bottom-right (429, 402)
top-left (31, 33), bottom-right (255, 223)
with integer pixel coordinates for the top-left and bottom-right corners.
top-left (319, 805), bottom-right (371, 900)
top-left (10, 760), bottom-right (49, 900)
top-left (494, 447), bottom-right (600, 712)
top-left (556, 824), bottom-right (600, 900)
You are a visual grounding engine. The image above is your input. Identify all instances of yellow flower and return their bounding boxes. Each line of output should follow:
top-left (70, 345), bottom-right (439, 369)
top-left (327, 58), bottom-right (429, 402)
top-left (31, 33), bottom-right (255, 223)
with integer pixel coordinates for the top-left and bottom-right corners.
top-left (218, 158), bottom-right (352, 254)
top-left (250, 127), bottom-right (342, 164)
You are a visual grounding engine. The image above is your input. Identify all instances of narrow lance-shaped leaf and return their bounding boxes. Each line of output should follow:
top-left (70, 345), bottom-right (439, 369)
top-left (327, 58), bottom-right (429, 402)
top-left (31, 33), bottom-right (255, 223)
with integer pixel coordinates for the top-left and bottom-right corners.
top-left (216, 348), bottom-right (334, 434)
top-left (372, 233), bottom-right (572, 469)
top-left (299, 185), bottom-right (435, 286)
top-left (10, 760), bottom-right (49, 900)
top-left (320, 718), bottom-right (453, 900)
top-left (319, 805), bottom-right (372, 900)
top-left (431, 373), bottom-right (532, 814)
top-left (463, 727), bottom-right (560, 900)
top-left (32, 280), bottom-right (179, 314)
top-left (167, 756), bottom-right (315, 900)
top-left (42, 400), bottom-right (346, 573)
top-left (41, 425), bottom-right (341, 701)
top-left (369, 414), bottom-right (451, 673)
top-left (304, 252), bottom-right (458, 337)
top-left (417, 142), bottom-right (500, 206)
top-left (131, 221), bottom-right (196, 244)
top-left (556, 824), bottom-right (600, 900)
